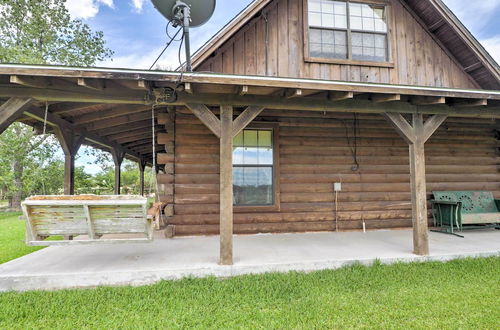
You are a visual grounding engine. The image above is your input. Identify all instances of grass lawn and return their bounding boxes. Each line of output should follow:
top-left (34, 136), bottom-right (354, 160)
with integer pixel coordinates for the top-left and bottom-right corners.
top-left (0, 257), bottom-right (499, 329)
top-left (0, 212), bottom-right (47, 264)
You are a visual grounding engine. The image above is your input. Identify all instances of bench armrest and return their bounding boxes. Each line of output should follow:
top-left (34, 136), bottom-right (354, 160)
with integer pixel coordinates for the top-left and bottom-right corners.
top-left (431, 200), bottom-right (461, 206)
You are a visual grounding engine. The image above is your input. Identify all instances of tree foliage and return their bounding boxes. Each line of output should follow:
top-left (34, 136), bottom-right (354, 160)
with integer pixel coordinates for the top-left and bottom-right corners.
top-left (0, 0), bottom-right (114, 208)
top-left (0, 0), bottom-right (113, 65)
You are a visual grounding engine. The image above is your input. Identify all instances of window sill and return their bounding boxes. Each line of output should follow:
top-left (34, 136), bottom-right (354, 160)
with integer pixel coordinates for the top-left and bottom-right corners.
top-left (305, 56), bottom-right (395, 68)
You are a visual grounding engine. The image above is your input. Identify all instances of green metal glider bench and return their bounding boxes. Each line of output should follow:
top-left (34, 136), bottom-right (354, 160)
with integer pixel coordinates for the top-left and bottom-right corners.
top-left (431, 191), bottom-right (500, 237)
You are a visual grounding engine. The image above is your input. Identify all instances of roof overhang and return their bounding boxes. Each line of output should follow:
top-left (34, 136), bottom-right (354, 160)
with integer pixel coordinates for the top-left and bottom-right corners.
top-left (1, 64), bottom-right (499, 162)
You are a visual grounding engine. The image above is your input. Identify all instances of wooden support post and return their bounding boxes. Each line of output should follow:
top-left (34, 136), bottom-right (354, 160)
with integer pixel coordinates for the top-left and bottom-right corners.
top-left (220, 106), bottom-right (234, 265)
top-left (112, 150), bottom-right (125, 195)
top-left (139, 160), bottom-right (147, 196)
top-left (186, 103), bottom-right (264, 265)
top-left (55, 128), bottom-right (85, 195)
top-left (0, 98), bottom-right (33, 134)
top-left (382, 112), bottom-right (447, 256)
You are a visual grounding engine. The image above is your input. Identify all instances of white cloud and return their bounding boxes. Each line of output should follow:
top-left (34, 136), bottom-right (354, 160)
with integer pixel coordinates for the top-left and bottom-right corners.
top-left (65, 0), bottom-right (114, 19)
top-left (131, 0), bottom-right (147, 13)
top-left (480, 36), bottom-right (500, 64)
top-left (99, 44), bottom-right (181, 70)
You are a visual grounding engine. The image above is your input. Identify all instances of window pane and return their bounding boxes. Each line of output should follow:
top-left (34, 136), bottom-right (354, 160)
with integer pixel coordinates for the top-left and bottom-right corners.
top-left (233, 167), bottom-right (273, 205)
top-left (310, 42), bottom-right (322, 57)
top-left (352, 32), bottom-right (362, 46)
top-left (350, 3), bottom-right (362, 16)
top-left (310, 28), bottom-right (322, 43)
top-left (363, 33), bottom-right (375, 47)
top-left (333, 1), bottom-right (346, 15)
top-left (259, 148), bottom-right (273, 165)
top-left (362, 17), bottom-right (375, 31)
top-left (322, 30), bottom-right (335, 44)
top-left (350, 3), bottom-right (386, 33)
top-left (350, 16), bottom-right (362, 30)
top-left (233, 147), bottom-right (244, 165)
top-left (244, 130), bottom-right (258, 147)
top-left (334, 30), bottom-right (346, 46)
top-left (309, 0), bottom-right (321, 12)
top-left (258, 130), bottom-right (272, 148)
top-left (322, 13), bottom-right (335, 28)
top-left (334, 14), bottom-right (347, 29)
top-left (243, 147), bottom-right (258, 164)
top-left (309, 12), bottom-right (322, 26)
top-left (234, 131), bottom-right (243, 147)
top-left (351, 32), bottom-right (387, 62)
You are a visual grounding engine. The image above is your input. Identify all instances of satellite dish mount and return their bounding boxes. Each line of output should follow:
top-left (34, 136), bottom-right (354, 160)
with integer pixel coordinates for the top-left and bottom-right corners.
top-left (170, 1), bottom-right (193, 71)
top-left (151, 0), bottom-right (216, 72)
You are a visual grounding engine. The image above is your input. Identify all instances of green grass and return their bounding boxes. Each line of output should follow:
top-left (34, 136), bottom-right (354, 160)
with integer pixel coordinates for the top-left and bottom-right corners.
top-left (0, 212), bottom-right (47, 264)
top-left (0, 257), bottom-right (499, 329)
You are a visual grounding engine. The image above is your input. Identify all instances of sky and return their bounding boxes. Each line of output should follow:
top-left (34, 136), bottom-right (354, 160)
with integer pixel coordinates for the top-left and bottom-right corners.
top-left (65, 0), bottom-right (500, 70)
top-left (66, 0), bottom-right (500, 174)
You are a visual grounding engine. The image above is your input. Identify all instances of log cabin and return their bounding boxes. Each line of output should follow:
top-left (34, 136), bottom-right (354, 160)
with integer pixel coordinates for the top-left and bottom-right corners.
top-left (0, 0), bottom-right (499, 265)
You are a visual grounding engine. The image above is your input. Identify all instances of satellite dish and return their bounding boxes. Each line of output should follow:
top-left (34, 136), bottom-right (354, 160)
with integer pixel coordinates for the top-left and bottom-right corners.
top-left (151, 0), bottom-right (216, 71)
top-left (151, 0), bottom-right (216, 28)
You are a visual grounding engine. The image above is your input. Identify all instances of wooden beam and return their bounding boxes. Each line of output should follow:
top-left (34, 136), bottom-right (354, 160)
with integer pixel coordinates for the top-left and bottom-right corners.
top-left (139, 160), bottom-right (147, 196)
top-left (54, 128), bottom-right (85, 195)
top-left (1, 85), bottom-right (499, 118)
top-left (383, 113), bottom-right (447, 256)
top-left (10, 75), bottom-right (51, 88)
top-left (372, 94), bottom-right (401, 103)
top-left (328, 91), bottom-right (354, 101)
top-left (238, 85), bottom-right (249, 96)
top-left (24, 106), bottom-right (143, 161)
top-left (0, 98), bottom-right (33, 134)
top-left (411, 96), bottom-right (446, 105)
top-left (185, 103), bottom-right (221, 138)
top-left (111, 150), bottom-right (125, 195)
top-left (422, 114), bottom-right (447, 144)
top-left (428, 19), bottom-right (445, 32)
top-left (77, 78), bottom-right (105, 90)
top-left (382, 113), bottom-right (416, 144)
top-left (232, 106), bottom-right (264, 137)
top-left (449, 99), bottom-right (488, 108)
top-left (49, 102), bottom-right (103, 115)
top-left (72, 105), bottom-right (151, 125)
top-left (219, 105), bottom-right (233, 265)
top-left (84, 112), bottom-right (152, 131)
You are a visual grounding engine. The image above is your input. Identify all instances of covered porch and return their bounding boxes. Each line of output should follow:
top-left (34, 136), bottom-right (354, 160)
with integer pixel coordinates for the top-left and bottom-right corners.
top-left (0, 229), bottom-right (499, 291)
top-left (1, 64), bottom-right (500, 266)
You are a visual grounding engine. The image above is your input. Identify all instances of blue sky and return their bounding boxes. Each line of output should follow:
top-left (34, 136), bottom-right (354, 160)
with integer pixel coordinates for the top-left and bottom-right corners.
top-left (66, 0), bottom-right (500, 70)
top-left (66, 0), bottom-right (499, 174)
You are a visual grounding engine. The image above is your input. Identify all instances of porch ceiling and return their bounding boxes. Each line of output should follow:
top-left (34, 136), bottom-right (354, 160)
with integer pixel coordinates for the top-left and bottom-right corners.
top-left (1, 64), bottom-right (499, 164)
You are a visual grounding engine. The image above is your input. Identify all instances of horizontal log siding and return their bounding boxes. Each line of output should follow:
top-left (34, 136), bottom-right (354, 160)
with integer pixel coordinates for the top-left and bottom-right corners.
top-left (169, 108), bottom-right (500, 236)
top-left (196, 0), bottom-right (478, 89)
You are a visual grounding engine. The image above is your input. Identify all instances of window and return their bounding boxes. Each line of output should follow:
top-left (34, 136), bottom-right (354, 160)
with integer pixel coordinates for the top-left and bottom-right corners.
top-left (233, 129), bottom-right (274, 206)
top-left (307, 0), bottom-right (389, 63)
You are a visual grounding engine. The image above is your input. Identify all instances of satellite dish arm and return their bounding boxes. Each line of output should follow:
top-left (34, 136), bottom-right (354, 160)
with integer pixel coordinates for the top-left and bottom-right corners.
top-left (182, 5), bottom-right (192, 72)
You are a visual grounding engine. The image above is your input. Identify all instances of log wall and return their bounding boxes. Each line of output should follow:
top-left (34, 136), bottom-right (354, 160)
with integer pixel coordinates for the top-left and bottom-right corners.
top-left (161, 108), bottom-right (500, 236)
top-left (196, 0), bottom-right (478, 89)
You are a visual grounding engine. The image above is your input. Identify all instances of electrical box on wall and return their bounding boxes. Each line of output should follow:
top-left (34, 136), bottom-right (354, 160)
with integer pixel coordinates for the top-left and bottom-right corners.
top-left (334, 183), bottom-right (342, 192)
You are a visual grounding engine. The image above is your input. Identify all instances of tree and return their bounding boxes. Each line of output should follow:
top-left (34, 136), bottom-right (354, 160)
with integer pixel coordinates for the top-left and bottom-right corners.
top-left (0, 0), bottom-right (113, 209)
top-left (0, 0), bottom-right (113, 65)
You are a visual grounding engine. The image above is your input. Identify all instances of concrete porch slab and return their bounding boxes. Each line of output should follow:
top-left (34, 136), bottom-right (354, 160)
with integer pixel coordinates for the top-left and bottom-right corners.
top-left (0, 229), bottom-right (499, 292)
